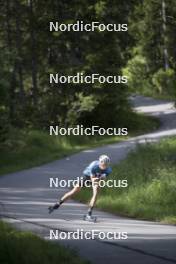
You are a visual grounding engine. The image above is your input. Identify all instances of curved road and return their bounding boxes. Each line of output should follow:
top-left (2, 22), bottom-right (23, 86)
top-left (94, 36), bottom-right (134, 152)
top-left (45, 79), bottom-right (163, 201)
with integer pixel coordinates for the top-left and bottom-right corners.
top-left (0, 95), bottom-right (176, 264)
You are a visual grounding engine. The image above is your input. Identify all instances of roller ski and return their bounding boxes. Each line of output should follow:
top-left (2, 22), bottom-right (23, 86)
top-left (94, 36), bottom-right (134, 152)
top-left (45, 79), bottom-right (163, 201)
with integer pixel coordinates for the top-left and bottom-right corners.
top-left (48, 203), bottom-right (60, 214)
top-left (83, 214), bottom-right (97, 222)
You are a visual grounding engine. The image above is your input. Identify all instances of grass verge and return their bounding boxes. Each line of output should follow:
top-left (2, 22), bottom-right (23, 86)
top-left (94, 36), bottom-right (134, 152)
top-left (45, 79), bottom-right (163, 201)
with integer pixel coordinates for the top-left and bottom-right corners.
top-left (0, 112), bottom-right (159, 176)
top-left (75, 136), bottom-right (176, 224)
top-left (0, 220), bottom-right (89, 264)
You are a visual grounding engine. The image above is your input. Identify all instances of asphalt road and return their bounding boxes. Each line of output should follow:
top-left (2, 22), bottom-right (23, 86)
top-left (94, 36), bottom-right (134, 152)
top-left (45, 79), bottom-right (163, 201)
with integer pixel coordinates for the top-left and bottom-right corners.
top-left (0, 95), bottom-right (176, 264)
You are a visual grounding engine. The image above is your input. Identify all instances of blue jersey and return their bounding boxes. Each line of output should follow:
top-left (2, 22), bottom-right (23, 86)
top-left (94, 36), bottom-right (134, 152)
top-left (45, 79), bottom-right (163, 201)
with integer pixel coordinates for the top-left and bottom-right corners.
top-left (83, 160), bottom-right (112, 178)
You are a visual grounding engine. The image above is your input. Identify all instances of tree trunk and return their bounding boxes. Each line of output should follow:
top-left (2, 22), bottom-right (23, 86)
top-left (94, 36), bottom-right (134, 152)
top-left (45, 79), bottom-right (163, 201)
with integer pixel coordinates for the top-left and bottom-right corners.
top-left (161, 0), bottom-right (169, 70)
top-left (14, 0), bottom-right (25, 102)
top-left (5, 0), bottom-right (16, 122)
top-left (28, 0), bottom-right (38, 104)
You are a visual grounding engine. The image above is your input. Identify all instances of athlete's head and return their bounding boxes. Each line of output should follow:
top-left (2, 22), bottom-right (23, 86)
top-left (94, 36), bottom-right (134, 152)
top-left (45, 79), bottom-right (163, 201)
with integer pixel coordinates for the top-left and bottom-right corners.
top-left (99, 155), bottom-right (110, 169)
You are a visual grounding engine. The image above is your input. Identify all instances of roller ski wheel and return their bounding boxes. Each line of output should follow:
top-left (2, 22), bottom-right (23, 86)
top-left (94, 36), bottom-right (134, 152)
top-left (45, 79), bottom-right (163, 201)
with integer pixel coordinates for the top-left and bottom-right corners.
top-left (48, 206), bottom-right (55, 214)
top-left (83, 214), bottom-right (97, 222)
top-left (48, 203), bottom-right (60, 214)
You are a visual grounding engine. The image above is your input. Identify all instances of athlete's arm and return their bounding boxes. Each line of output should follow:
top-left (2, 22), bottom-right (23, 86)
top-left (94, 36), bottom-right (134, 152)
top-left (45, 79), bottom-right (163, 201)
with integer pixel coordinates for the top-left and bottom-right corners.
top-left (99, 173), bottom-right (107, 180)
top-left (90, 165), bottom-right (99, 183)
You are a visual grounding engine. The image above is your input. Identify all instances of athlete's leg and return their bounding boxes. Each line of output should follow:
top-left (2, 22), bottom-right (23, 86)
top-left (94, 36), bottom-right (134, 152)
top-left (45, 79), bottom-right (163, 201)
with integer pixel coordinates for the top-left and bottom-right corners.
top-left (59, 185), bottom-right (81, 203)
top-left (87, 182), bottom-right (99, 216)
top-left (48, 185), bottom-right (81, 213)
top-left (55, 175), bottom-right (87, 205)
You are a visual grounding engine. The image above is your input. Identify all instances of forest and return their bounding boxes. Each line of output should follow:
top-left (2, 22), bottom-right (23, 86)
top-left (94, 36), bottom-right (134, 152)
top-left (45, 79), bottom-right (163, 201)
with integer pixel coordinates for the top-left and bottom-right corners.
top-left (0, 0), bottom-right (176, 138)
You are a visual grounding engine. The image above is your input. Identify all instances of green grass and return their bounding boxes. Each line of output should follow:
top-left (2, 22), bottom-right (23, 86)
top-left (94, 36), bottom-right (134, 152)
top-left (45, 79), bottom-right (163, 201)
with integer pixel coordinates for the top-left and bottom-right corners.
top-left (75, 137), bottom-right (176, 224)
top-left (133, 90), bottom-right (175, 101)
top-left (0, 220), bottom-right (89, 264)
top-left (0, 112), bottom-right (159, 176)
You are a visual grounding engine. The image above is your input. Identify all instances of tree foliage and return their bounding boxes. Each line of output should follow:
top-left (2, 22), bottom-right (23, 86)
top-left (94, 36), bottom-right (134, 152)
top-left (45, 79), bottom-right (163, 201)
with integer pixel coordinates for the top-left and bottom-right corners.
top-left (0, 0), bottom-right (134, 133)
top-left (125, 0), bottom-right (176, 97)
top-left (0, 0), bottom-right (175, 138)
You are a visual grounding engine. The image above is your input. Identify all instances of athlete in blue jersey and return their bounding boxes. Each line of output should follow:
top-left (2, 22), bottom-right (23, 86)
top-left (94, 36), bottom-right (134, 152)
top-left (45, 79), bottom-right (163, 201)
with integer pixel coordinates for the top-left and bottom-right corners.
top-left (48, 155), bottom-right (112, 219)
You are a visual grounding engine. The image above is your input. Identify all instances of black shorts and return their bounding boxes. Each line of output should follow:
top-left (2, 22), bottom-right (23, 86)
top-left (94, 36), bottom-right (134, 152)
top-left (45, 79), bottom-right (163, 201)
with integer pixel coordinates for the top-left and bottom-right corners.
top-left (77, 175), bottom-right (92, 187)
